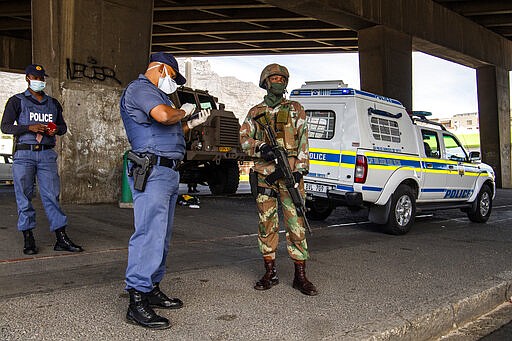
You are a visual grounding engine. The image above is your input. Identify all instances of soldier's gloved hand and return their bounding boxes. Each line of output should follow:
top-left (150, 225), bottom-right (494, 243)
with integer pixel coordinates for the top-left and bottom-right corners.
top-left (187, 109), bottom-right (211, 129)
top-left (293, 171), bottom-right (303, 184)
top-left (180, 103), bottom-right (196, 118)
top-left (258, 143), bottom-right (276, 161)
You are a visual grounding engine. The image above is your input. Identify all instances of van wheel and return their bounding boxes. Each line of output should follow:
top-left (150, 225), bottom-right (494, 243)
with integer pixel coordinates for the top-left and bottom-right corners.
top-left (467, 184), bottom-right (492, 223)
top-left (384, 184), bottom-right (416, 235)
top-left (306, 199), bottom-right (333, 221)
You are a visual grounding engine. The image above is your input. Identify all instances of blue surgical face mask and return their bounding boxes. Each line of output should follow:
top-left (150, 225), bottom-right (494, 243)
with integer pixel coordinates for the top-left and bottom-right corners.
top-left (29, 79), bottom-right (46, 92)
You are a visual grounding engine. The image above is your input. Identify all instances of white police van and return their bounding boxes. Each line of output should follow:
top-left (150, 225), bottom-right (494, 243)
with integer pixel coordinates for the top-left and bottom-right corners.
top-left (290, 81), bottom-right (495, 235)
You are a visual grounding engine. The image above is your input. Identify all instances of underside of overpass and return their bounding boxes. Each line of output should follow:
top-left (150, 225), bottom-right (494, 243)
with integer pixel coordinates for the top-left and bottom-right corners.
top-left (2, 0), bottom-right (512, 57)
top-left (0, 0), bottom-right (511, 202)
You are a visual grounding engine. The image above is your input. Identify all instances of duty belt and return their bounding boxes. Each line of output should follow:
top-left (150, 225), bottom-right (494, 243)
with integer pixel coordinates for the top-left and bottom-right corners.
top-left (16, 144), bottom-right (54, 151)
top-left (142, 153), bottom-right (179, 170)
top-left (154, 155), bottom-right (179, 170)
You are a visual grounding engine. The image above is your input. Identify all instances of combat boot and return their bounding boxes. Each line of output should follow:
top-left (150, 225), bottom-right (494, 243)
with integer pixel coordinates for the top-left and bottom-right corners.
top-left (54, 226), bottom-right (83, 252)
top-left (292, 260), bottom-right (318, 296)
top-left (254, 256), bottom-right (279, 290)
top-left (22, 229), bottom-right (38, 255)
top-left (147, 283), bottom-right (183, 309)
top-left (126, 289), bottom-right (170, 329)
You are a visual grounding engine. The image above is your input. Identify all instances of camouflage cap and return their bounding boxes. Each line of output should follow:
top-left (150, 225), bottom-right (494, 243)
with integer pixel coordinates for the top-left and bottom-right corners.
top-left (259, 63), bottom-right (289, 89)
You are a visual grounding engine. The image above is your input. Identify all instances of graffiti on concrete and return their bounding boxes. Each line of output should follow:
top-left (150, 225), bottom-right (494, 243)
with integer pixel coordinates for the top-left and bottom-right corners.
top-left (66, 57), bottom-right (121, 84)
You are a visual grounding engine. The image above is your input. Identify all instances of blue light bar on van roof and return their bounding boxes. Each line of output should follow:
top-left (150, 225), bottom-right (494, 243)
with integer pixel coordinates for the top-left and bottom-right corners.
top-left (290, 87), bottom-right (402, 106)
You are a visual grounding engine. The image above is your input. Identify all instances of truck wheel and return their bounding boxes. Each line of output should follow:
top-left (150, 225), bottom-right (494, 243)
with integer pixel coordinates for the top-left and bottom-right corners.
top-left (208, 165), bottom-right (226, 195)
top-left (467, 184), bottom-right (492, 223)
top-left (383, 184), bottom-right (416, 235)
top-left (306, 199), bottom-right (333, 221)
top-left (223, 161), bottom-right (240, 195)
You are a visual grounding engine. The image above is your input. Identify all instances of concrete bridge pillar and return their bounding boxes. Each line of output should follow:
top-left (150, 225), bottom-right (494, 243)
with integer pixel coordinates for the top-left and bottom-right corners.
top-left (358, 25), bottom-right (413, 110)
top-left (30, 0), bottom-right (153, 203)
top-left (476, 66), bottom-right (511, 188)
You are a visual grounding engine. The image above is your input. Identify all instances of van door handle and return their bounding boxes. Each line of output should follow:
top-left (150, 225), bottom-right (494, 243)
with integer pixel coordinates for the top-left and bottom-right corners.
top-left (448, 165), bottom-right (454, 170)
top-left (426, 163), bottom-right (433, 169)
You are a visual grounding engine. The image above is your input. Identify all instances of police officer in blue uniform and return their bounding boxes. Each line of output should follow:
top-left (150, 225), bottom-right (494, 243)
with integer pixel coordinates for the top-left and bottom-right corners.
top-left (120, 52), bottom-right (210, 329)
top-left (1, 64), bottom-right (83, 255)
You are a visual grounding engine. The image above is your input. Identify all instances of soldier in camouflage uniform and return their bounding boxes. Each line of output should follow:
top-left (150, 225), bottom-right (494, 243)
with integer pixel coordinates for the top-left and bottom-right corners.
top-left (239, 63), bottom-right (318, 296)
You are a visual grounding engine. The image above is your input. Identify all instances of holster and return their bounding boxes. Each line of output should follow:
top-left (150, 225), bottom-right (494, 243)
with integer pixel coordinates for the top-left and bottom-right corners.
top-left (127, 151), bottom-right (155, 192)
top-left (131, 165), bottom-right (151, 192)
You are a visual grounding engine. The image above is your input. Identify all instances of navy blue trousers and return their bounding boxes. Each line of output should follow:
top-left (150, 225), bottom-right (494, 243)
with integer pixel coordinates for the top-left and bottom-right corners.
top-left (125, 164), bottom-right (180, 292)
top-left (13, 149), bottom-right (67, 232)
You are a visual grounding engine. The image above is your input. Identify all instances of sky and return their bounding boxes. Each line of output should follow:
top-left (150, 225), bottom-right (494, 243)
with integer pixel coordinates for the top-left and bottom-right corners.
top-left (194, 51), bottom-right (510, 119)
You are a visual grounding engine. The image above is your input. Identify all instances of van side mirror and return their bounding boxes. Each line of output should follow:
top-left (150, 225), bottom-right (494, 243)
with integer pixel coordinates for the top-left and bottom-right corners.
top-left (469, 151), bottom-right (480, 162)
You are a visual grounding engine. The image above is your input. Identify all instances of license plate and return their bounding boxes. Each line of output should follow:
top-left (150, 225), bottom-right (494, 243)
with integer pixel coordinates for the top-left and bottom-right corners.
top-left (218, 147), bottom-right (232, 152)
top-left (305, 182), bottom-right (330, 193)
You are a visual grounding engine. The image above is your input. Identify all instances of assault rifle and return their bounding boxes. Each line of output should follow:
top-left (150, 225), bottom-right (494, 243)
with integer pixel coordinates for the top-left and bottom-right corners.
top-left (253, 113), bottom-right (312, 235)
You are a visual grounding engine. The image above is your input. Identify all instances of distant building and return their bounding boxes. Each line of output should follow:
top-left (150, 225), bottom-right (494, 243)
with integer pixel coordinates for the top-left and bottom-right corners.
top-left (430, 113), bottom-right (480, 152)
top-left (430, 112), bottom-right (479, 134)
top-left (451, 112), bottom-right (479, 133)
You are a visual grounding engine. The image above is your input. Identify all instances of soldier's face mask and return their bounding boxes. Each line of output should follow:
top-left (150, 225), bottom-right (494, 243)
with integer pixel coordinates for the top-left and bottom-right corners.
top-left (268, 82), bottom-right (286, 96)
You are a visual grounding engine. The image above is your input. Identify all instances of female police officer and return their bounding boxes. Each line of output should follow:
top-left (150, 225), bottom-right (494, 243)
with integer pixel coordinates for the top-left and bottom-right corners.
top-left (1, 64), bottom-right (82, 255)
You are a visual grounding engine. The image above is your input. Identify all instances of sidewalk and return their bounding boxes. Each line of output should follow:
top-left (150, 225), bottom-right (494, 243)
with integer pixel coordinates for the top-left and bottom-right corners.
top-left (0, 185), bottom-right (511, 340)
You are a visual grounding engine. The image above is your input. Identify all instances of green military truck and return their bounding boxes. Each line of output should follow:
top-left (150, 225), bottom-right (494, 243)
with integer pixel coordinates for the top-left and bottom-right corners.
top-left (170, 86), bottom-right (247, 195)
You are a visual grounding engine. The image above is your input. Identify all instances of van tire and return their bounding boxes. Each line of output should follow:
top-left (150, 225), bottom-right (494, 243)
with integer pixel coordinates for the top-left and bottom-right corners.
top-left (467, 184), bottom-right (492, 223)
top-left (306, 199), bottom-right (333, 221)
top-left (383, 184), bottom-right (416, 235)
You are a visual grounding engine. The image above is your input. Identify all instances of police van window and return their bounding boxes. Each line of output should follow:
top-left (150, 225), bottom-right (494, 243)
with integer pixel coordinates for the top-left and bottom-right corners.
top-left (306, 110), bottom-right (335, 140)
top-left (370, 117), bottom-right (400, 143)
top-left (443, 134), bottom-right (468, 162)
top-left (197, 94), bottom-right (217, 110)
top-left (421, 130), bottom-right (440, 158)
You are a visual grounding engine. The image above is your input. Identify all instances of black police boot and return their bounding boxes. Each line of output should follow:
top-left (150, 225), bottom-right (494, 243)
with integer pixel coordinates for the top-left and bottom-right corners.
top-left (126, 289), bottom-right (171, 329)
top-left (292, 260), bottom-right (318, 296)
top-left (254, 256), bottom-right (279, 290)
top-left (22, 229), bottom-right (38, 255)
top-left (147, 283), bottom-right (183, 309)
top-left (54, 227), bottom-right (83, 252)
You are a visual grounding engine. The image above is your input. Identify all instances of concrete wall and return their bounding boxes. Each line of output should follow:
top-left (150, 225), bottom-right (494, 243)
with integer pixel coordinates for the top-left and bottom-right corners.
top-left (358, 25), bottom-right (412, 110)
top-left (31, 0), bottom-right (153, 203)
top-left (58, 82), bottom-right (128, 203)
top-left (477, 66), bottom-right (511, 188)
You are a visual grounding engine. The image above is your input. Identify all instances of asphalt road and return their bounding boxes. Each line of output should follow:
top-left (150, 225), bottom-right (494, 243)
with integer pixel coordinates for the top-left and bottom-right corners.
top-left (0, 183), bottom-right (511, 340)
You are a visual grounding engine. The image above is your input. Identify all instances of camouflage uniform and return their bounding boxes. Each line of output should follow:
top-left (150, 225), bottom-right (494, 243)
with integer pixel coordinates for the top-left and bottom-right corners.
top-left (240, 99), bottom-right (310, 261)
